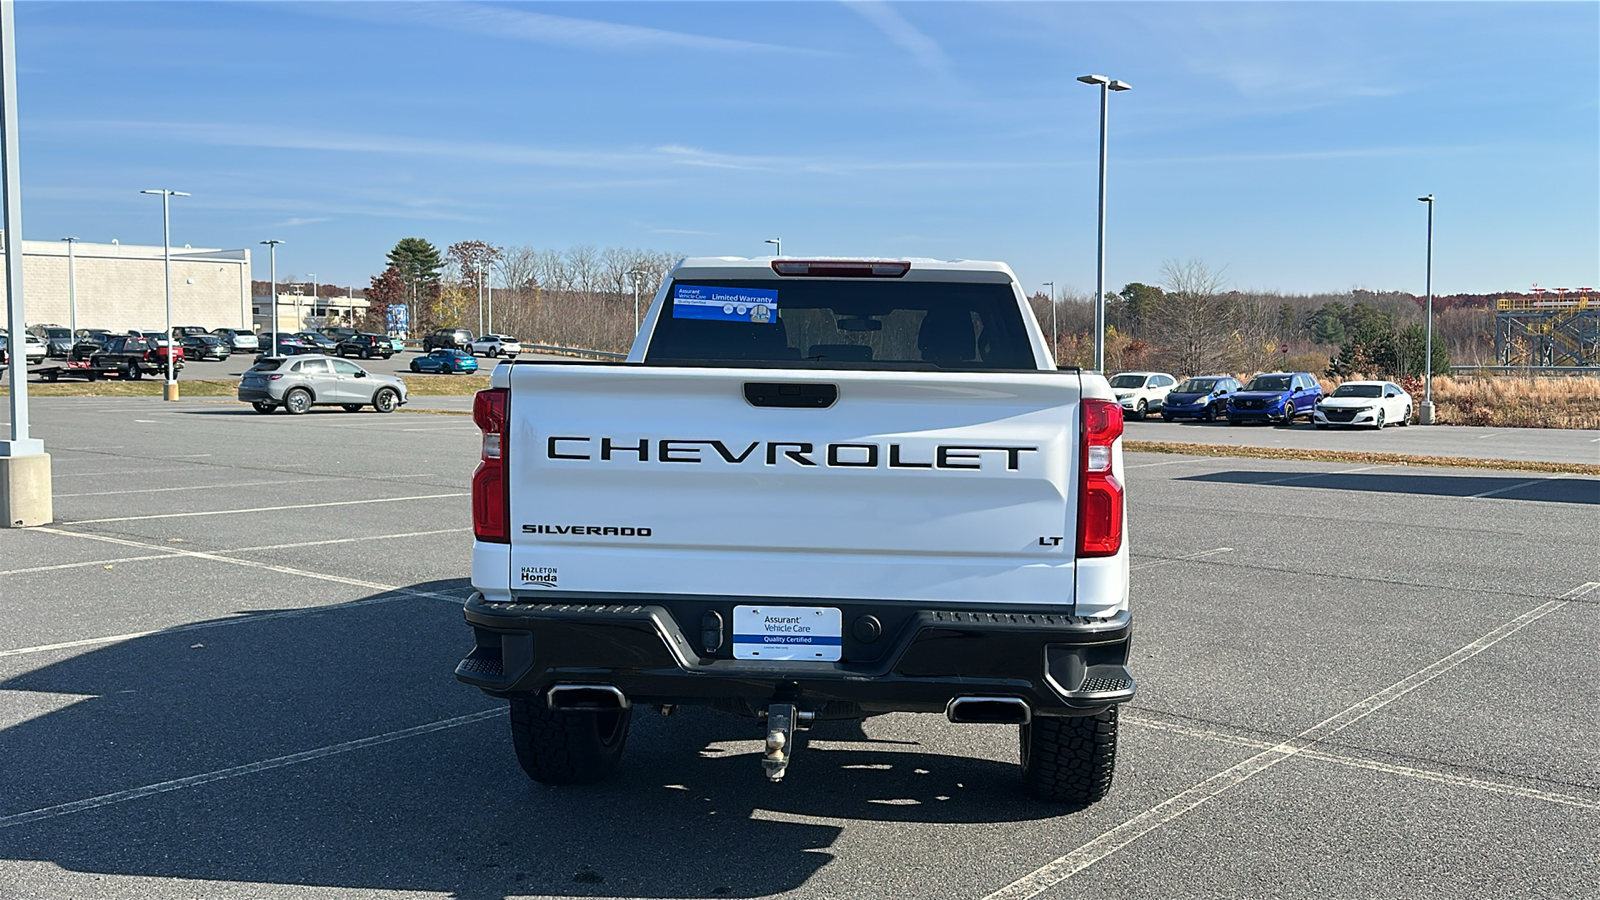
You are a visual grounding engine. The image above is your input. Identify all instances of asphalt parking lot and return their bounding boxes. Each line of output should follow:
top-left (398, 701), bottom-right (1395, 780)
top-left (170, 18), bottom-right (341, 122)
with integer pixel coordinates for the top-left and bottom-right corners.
top-left (0, 395), bottom-right (1596, 900)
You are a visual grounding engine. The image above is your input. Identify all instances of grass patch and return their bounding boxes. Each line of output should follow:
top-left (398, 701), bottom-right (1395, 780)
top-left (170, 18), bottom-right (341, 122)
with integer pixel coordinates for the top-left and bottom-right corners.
top-left (1429, 375), bottom-right (1600, 429)
top-left (398, 374), bottom-right (489, 395)
top-left (1124, 440), bottom-right (1599, 476)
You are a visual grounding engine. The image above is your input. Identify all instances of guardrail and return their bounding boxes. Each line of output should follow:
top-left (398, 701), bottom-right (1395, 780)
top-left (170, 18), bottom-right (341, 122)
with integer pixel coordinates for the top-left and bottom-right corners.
top-left (523, 344), bottom-right (627, 360)
top-left (1449, 365), bottom-right (1600, 377)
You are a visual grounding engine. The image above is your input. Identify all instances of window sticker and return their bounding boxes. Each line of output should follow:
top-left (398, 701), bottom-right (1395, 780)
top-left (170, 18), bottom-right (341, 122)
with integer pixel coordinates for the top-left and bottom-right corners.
top-left (673, 284), bottom-right (779, 324)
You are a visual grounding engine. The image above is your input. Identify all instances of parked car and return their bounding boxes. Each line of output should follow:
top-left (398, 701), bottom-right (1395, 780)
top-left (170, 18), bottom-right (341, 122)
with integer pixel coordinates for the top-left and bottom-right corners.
top-left (409, 348), bottom-right (477, 374)
top-left (1160, 376), bottom-right (1243, 422)
top-left (181, 334), bottom-right (231, 361)
top-left (40, 326), bottom-right (76, 358)
top-left (212, 328), bottom-right (261, 353)
top-left (173, 325), bottom-right (213, 339)
top-left (292, 331), bottom-right (339, 353)
top-left (90, 336), bottom-right (183, 378)
top-left (1314, 380), bottom-right (1413, 429)
top-left (256, 335), bottom-right (311, 359)
top-left (421, 327), bottom-right (475, 352)
top-left (336, 333), bottom-right (394, 360)
top-left (319, 326), bottom-right (359, 344)
top-left (467, 333), bottom-right (522, 357)
top-left (1226, 372), bottom-right (1323, 425)
top-left (238, 355), bottom-right (407, 415)
top-left (1107, 371), bottom-right (1177, 420)
top-left (22, 332), bottom-right (49, 364)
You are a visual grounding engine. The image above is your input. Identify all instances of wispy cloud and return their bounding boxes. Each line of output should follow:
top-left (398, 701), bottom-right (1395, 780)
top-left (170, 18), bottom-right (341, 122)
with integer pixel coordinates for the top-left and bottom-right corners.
top-left (842, 1), bottom-right (952, 78)
top-left (274, 216), bottom-right (331, 227)
top-left (313, 2), bottom-right (824, 56)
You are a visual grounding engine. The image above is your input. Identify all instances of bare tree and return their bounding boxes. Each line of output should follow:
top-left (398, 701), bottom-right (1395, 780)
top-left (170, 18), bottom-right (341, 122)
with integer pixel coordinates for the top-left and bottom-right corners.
top-left (1150, 259), bottom-right (1234, 376)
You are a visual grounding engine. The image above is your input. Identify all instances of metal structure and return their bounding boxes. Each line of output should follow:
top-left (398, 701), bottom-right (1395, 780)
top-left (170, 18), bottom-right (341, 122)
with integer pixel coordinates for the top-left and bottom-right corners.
top-left (1077, 74), bottom-right (1130, 373)
top-left (1494, 287), bottom-right (1599, 367)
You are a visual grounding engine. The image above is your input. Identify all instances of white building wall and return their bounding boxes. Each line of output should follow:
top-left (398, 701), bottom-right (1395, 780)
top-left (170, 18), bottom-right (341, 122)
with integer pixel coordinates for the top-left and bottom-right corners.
top-left (1, 237), bottom-right (251, 333)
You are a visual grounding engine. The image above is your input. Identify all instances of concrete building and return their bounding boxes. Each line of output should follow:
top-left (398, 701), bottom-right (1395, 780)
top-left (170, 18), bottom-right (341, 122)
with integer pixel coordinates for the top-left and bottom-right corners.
top-left (1, 234), bottom-right (251, 332)
top-left (253, 292), bottom-right (370, 334)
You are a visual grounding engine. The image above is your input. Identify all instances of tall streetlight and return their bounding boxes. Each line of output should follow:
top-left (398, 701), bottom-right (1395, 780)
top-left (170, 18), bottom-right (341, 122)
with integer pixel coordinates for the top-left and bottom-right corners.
top-left (141, 189), bottom-right (188, 401)
top-left (260, 239), bottom-right (282, 348)
top-left (1042, 281), bottom-right (1056, 360)
top-left (765, 238), bottom-right (781, 257)
top-left (476, 266), bottom-right (484, 336)
top-left (60, 236), bottom-right (78, 337)
top-left (1418, 194), bottom-right (1435, 425)
top-left (307, 273), bottom-right (316, 330)
top-left (1077, 73), bottom-right (1130, 372)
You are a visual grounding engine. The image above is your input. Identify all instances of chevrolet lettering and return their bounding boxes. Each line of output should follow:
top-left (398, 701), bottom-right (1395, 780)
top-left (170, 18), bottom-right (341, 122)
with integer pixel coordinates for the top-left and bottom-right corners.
top-left (459, 256), bottom-right (1134, 803)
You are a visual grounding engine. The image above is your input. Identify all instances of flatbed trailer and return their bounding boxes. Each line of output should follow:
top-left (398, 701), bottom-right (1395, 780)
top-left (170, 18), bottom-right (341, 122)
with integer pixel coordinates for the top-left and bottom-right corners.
top-left (34, 360), bottom-right (134, 382)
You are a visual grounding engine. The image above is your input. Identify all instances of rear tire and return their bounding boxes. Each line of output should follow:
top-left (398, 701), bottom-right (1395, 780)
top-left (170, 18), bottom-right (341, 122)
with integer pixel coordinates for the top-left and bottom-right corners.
top-left (1020, 707), bottom-right (1118, 804)
top-left (251, 401), bottom-right (276, 414)
top-left (127, 364), bottom-right (143, 380)
top-left (1134, 400), bottom-right (1147, 421)
top-left (1399, 406), bottom-right (1411, 426)
top-left (509, 697), bottom-right (631, 785)
top-left (372, 388), bottom-right (399, 413)
top-left (283, 388), bottom-right (312, 415)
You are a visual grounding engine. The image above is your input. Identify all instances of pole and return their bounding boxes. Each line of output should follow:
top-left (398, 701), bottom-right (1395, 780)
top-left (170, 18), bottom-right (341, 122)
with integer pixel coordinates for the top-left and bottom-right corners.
top-left (63, 237), bottom-right (77, 337)
top-left (260, 240), bottom-right (281, 349)
top-left (308, 273), bottom-right (315, 328)
top-left (1043, 281), bottom-right (1055, 360)
top-left (1, 0), bottom-right (43, 458)
top-left (161, 192), bottom-right (174, 394)
top-left (1093, 82), bottom-right (1108, 372)
top-left (487, 276), bottom-right (493, 335)
top-left (1420, 194), bottom-right (1436, 424)
top-left (476, 267), bottom-right (484, 336)
top-left (633, 274), bottom-right (640, 334)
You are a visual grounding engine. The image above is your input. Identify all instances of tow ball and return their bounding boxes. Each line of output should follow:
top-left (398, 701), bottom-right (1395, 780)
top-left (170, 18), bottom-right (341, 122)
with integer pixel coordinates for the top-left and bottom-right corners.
top-left (759, 703), bottom-right (814, 782)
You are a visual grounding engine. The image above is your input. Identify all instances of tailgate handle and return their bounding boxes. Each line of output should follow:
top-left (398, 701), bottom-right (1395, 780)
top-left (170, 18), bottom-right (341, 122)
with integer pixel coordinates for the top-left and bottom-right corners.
top-left (744, 382), bottom-right (838, 409)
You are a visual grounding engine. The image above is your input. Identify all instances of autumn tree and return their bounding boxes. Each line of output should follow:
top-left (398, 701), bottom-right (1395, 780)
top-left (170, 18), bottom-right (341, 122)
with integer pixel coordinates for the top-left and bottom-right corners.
top-left (363, 266), bottom-right (405, 333)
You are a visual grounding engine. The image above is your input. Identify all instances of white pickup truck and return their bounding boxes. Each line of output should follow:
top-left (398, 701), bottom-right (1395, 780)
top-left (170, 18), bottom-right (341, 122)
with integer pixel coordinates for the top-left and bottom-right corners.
top-left (457, 257), bottom-right (1135, 803)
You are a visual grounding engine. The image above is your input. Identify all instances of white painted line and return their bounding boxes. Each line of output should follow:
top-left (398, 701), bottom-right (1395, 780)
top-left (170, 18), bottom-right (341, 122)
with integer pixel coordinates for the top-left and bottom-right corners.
top-left (63, 492), bottom-right (467, 524)
top-left (49, 467), bottom-right (195, 480)
top-left (980, 582), bottom-right (1599, 900)
top-left (1122, 714), bottom-right (1600, 810)
top-left (1254, 464), bottom-right (1388, 486)
top-left (0, 553), bottom-right (179, 577)
top-left (1125, 457), bottom-right (1217, 469)
top-left (1468, 474), bottom-right (1564, 499)
top-left (55, 477), bottom-right (330, 499)
top-left (1129, 547), bottom-right (1233, 571)
top-left (0, 708), bottom-right (506, 830)
top-left (157, 453), bottom-right (213, 458)
top-left (220, 528), bottom-right (466, 554)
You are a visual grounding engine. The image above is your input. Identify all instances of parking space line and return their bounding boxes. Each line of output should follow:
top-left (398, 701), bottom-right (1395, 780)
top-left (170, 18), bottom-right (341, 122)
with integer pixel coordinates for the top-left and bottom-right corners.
top-left (48, 467), bottom-right (197, 480)
top-left (1124, 457), bottom-right (1218, 469)
top-left (1250, 464), bottom-right (1389, 486)
top-left (219, 528), bottom-right (466, 554)
top-left (980, 581), bottom-right (1599, 900)
top-left (63, 492), bottom-right (467, 524)
top-left (0, 553), bottom-right (181, 577)
top-left (1468, 474), bottom-right (1565, 499)
top-left (0, 708), bottom-right (505, 830)
top-left (1129, 547), bottom-right (1232, 571)
top-left (54, 478), bottom-right (333, 498)
top-left (1122, 714), bottom-right (1600, 811)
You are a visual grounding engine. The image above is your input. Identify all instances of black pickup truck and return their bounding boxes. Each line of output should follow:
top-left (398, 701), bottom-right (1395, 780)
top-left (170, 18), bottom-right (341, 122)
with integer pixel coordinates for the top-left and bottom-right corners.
top-left (90, 336), bottom-right (184, 378)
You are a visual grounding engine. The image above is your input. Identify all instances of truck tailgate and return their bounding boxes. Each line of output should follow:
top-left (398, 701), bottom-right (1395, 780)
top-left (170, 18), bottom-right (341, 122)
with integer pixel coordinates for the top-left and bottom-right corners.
top-left (505, 364), bottom-right (1081, 605)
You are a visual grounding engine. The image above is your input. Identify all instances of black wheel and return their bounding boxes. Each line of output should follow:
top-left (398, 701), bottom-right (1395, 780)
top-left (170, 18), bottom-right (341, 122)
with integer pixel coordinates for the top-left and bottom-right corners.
top-left (341, 404), bottom-right (364, 413)
top-left (1375, 409), bottom-right (1386, 429)
top-left (43, 369), bottom-right (59, 382)
top-left (1020, 707), bottom-right (1119, 804)
top-left (1204, 404), bottom-right (1218, 422)
top-left (443, 363), bottom-right (455, 374)
top-left (127, 364), bottom-right (143, 380)
top-left (409, 362), bottom-right (420, 373)
top-left (251, 401), bottom-right (276, 414)
top-left (1398, 406), bottom-right (1411, 427)
top-left (361, 349), bottom-right (371, 360)
top-left (1281, 406), bottom-right (1295, 425)
top-left (1134, 399), bottom-right (1147, 421)
top-left (508, 697), bottom-right (631, 785)
top-left (372, 387), bottom-right (399, 413)
top-left (283, 387), bottom-right (312, 415)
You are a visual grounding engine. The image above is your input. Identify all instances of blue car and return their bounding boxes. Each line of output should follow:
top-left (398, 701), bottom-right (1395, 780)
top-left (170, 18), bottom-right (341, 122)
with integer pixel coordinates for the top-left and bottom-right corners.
top-left (1227, 372), bottom-right (1324, 425)
top-left (1160, 376), bottom-right (1243, 422)
top-left (409, 348), bottom-right (478, 374)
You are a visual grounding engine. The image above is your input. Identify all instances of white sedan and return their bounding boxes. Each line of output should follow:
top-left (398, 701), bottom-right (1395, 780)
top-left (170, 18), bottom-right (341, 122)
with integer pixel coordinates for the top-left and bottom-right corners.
top-left (1314, 380), bottom-right (1413, 429)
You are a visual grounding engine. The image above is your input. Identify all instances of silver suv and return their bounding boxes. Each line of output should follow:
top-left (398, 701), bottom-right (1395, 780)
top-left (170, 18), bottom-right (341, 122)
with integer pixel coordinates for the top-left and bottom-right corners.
top-left (238, 355), bottom-right (407, 415)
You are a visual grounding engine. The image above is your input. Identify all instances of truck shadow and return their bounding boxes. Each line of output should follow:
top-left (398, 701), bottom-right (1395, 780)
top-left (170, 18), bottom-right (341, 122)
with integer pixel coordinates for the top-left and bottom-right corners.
top-left (1182, 470), bottom-right (1598, 505)
top-left (0, 579), bottom-right (1059, 899)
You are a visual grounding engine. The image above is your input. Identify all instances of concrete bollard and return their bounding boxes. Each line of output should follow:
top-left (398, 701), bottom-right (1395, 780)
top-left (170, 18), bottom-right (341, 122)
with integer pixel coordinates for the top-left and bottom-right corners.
top-left (0, 452), bottom-right (52, 527)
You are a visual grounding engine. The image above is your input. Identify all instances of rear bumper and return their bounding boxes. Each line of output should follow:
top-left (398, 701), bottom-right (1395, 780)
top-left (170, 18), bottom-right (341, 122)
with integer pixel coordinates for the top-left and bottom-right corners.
top-left (457, 593), bottom-right (1135, 717)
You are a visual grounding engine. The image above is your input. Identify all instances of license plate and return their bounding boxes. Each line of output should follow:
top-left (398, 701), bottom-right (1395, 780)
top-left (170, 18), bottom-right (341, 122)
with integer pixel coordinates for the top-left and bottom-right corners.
top-left (732, 605), bottom-right (842, 661)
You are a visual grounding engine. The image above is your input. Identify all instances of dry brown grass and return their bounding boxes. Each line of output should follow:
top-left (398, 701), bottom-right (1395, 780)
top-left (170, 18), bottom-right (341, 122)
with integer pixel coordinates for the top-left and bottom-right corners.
top-left (1427, 375), bottom-right (1600, 429)
top-left (1124, 440), bottom-right (1600, 476)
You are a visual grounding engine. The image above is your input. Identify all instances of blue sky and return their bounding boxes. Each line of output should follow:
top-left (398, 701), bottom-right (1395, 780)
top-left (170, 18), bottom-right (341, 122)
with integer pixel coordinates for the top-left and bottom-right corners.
top-left (12, 1), bottom-right (1599, 297)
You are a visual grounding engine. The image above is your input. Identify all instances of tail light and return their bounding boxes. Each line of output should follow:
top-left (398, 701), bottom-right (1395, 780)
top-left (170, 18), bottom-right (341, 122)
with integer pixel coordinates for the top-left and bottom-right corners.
top-left (1076, 398), bottom-right (1124, 557)
top-left (771, 260), bottom-right (911, 278)
top-left (472, 388), bottom-right (509, 543)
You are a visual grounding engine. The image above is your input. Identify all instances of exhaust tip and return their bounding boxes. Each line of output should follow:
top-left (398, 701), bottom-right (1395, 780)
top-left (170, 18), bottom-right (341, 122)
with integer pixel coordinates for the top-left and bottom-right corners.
top-left (946, 696), bottom-right (1031, 725)
top-left (546, 684), bottom-right (630, 711)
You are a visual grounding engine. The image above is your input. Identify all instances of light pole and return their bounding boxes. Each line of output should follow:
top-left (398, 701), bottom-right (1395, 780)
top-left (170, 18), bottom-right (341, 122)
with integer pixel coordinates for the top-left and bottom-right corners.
top-left (486, 267), bottom-right (493, 335)
top-left (629, 267), bottom-right (647, 333)
top-left (476, 266), bottom-right (484, 337)
top-left (1077, 74), bottom-right (1130, 373)
top-left (307, 273), bottom-right (316, 329)
top-left (1042, 281), bottom-right (1055, 360)
top-left (1418, 194), bottom-right (1435, 424)
top-left (260, 239), bottom-right (282, 348)
top-left (141, 188), bottom-right (188, 400)
top-left (61, 236), bottom-right (78, 337)
top-left (765, 238), bottom-right (781, 257)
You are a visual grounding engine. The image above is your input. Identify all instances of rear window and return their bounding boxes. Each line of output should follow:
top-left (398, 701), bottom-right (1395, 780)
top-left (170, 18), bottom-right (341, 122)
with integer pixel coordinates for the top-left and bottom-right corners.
top-left (644, 279), bottom-right (1035, 369)
top-left (247, 359), bottom-right (285, 372)
top-left (45, 328), bottom-right (71, 338)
